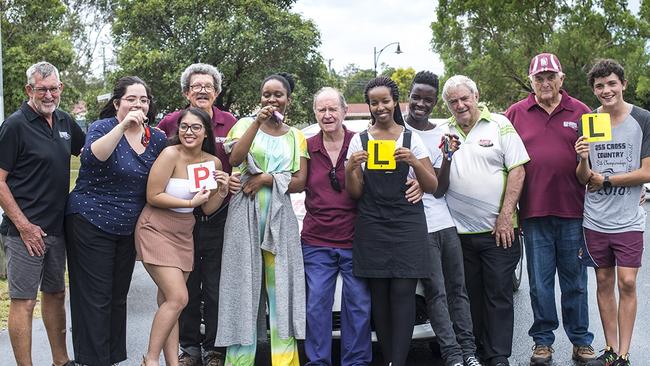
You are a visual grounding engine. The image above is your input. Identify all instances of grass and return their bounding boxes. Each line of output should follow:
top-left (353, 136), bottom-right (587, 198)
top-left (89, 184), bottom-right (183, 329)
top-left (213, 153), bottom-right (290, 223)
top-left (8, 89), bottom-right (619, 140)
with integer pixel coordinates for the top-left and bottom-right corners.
top-left (0, 279), bottom-right (9, 330)
top-left (0, 280), bottom-right (43, 331)
top-left (70, 155), bottom-right (80, 190)
top-left (0, 156), bottom-right (80, 330)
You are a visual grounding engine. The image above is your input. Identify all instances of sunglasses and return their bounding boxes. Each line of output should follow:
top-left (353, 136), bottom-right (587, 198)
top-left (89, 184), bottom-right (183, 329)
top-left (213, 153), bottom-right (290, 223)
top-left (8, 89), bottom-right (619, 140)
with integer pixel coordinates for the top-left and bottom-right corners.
top-left (329, 167), bottom-right (341, 192)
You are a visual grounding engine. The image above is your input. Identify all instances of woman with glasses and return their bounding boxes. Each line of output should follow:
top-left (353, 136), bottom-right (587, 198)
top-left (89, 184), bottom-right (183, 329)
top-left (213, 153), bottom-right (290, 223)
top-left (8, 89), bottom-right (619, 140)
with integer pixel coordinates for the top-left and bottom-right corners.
top-left (65, 76), bottom-right (167, 366)
top-left (216, 72), bottom-right (308, 366)
top-left (136, 107), bottom-right (229, 366)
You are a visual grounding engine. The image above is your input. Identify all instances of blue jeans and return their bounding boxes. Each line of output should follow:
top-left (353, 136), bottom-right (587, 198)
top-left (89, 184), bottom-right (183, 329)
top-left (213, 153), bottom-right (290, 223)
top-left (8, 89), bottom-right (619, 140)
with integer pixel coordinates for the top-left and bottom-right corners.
top-left (302, 244), bottom-right (372, 366)
top-left (523, 217), bottom-right (593, 346)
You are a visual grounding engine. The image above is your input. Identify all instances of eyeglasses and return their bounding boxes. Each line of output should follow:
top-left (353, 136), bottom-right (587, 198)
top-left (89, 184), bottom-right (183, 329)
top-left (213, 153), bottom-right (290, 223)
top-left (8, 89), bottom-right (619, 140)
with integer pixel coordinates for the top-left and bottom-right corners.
top-left (329, 167), bottom-right (342, 192)
top-left (30, 85), bottom-right (62, 96)
top-left (121, 97), bottom-right (150, 105)
top-left (179, 123), bottom-right (204, 133)
top-left (189, 84), bottom-right (215, 93)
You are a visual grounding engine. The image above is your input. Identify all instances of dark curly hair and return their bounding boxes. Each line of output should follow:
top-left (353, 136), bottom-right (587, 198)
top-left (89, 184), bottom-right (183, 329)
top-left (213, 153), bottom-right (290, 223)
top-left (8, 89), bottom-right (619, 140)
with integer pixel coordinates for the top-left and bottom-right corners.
top-left (99, 76), bottom-right (157, 123)
top-left (411, 71), bottom-right (439, 100)
top-left (587, 59), bottom-right (625, 89)
top-left (364, 76), bottom-right (404, 125)
top-left (260, 72), bottom-right (296, 97)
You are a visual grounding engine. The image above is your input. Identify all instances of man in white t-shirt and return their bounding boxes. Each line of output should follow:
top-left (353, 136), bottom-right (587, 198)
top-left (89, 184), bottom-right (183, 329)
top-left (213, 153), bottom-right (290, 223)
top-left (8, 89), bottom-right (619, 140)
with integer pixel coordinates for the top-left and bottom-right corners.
top-left (437, 75), bottom-right (529, 366)
top-left (404, 71), bottom-right (481, 366)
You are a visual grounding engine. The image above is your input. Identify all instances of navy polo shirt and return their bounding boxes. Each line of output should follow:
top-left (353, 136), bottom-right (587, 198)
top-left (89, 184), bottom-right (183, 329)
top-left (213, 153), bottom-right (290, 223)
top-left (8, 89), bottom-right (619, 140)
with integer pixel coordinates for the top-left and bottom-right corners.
top-left (0, 102), bottom-right (85, 236)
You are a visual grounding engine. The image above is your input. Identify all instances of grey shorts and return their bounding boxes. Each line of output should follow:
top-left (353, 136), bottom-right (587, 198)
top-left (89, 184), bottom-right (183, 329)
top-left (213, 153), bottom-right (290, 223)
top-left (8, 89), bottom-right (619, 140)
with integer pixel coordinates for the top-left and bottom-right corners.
top-left (2, 234), bottom-right (66, 299)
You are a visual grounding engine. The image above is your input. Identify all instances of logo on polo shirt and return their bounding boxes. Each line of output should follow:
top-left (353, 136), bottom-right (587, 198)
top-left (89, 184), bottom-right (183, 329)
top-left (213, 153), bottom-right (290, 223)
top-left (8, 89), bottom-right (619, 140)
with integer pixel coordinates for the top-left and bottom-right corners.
top-left (478, 139), bottom-right (493, 147)
top-left (59, 131), bottom-right (71, 140)
top-left (563, 121), bottom-right (578, 130)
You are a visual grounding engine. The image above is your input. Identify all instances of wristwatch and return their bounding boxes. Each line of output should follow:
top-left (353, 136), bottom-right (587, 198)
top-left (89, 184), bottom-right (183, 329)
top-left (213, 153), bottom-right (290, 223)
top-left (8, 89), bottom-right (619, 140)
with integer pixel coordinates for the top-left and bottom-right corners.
top-left (603, 176), bottom-right (612, 189)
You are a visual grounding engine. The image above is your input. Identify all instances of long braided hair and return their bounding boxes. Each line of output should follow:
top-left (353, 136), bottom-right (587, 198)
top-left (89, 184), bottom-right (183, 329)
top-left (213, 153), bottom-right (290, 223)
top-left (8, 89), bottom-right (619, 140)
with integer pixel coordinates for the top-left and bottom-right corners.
top-left (363, 76), bottom-right (404, 126)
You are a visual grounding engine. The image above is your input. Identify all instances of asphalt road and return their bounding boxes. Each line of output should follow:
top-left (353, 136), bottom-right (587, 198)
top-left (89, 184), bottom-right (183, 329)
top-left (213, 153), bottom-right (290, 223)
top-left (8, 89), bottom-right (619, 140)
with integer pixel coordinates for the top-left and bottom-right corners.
top-left (2, 208), bottom-right (650, 365)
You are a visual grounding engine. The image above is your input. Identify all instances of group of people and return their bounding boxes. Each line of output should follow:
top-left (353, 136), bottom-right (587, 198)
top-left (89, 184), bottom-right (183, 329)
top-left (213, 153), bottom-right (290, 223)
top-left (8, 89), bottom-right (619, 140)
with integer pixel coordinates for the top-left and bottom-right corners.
top-left (0, 52), bottom-right (646, 366)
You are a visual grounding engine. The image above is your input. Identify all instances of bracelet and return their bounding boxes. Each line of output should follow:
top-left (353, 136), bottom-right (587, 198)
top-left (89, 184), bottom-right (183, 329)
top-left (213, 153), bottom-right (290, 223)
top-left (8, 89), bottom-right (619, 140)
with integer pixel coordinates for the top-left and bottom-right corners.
top-left (188, 199), bottom-right (192, 208)
top-left (217, 190), bottom-right (228, 198)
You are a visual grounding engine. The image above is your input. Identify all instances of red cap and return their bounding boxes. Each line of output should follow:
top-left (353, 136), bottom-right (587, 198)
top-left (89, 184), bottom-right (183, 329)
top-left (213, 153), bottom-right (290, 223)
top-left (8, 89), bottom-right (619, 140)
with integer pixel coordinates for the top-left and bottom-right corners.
top-left (529, 53), bottom-right (562, 76)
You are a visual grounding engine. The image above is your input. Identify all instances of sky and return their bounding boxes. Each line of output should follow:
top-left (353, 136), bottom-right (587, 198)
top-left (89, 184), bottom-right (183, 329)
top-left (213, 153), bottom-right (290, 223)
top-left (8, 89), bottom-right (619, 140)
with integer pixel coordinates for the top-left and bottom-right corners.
top-left (90, 0), bottom-right (642, 77)
top-left (292, 0), bottom-right (643, 77)
top-left (291, 0), bottom-right (444, 75)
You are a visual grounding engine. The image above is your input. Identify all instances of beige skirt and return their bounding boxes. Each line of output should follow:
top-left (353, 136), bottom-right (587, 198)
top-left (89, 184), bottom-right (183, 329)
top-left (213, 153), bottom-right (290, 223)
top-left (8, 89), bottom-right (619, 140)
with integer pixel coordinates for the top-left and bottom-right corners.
top-left (134, 204), bottom-right (195, 272)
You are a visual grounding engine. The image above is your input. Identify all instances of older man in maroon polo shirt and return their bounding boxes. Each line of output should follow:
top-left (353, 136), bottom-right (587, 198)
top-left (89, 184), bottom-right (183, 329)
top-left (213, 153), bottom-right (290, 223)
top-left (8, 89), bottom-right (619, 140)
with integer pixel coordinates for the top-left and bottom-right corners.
top-left (505, 53), bottom-right (595, 366)
top-left (301, 87), bottom-right (373, 366)
top-left (157, 63), bottom-right (237, 366)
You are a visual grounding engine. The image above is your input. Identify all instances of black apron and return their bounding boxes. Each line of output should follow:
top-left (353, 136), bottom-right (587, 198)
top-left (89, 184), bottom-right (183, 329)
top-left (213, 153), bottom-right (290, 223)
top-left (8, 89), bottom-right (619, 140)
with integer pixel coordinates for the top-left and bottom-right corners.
top-left (352, 129), bottom-right (431, 278)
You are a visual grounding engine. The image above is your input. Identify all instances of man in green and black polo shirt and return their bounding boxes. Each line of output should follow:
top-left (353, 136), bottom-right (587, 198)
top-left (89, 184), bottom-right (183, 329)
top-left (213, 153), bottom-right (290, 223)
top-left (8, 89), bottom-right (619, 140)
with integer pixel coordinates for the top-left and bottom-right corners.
top-left (437, 75), bottom-right (529, 366)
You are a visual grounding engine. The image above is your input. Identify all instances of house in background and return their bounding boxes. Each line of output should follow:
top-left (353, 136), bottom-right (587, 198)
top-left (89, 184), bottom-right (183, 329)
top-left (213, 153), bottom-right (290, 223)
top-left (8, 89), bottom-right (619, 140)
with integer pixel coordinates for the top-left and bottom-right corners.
top-left (345, 102), bottom-right (409, 120)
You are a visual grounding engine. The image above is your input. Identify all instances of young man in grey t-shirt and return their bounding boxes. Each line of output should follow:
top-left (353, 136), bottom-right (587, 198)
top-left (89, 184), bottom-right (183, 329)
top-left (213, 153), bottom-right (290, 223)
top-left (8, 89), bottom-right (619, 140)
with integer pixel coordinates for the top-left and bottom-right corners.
top-left (575, 59), bottom-right (650, 366)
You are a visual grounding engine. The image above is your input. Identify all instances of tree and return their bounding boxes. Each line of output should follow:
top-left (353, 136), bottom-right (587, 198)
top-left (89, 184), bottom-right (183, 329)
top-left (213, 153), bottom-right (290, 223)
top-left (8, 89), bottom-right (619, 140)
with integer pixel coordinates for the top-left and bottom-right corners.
top-left (431, 0), bottom-right (650, 111)
top-left (1, 0), bottom-right (77, 113)
top-left (340, 64), bottom-right (375, 104)
top-left (390, 67), bottom-right (416, 101)
top-left (109, 0), bottom-right (327, 125)
top-left (339, 64), bottom-right (398, 104)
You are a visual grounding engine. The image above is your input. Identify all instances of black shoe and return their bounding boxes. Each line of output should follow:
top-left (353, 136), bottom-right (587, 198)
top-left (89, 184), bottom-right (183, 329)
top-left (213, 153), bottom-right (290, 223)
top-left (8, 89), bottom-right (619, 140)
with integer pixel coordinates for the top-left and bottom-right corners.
top-left (464, 355), bottom-right (483, 366)
top-left (610, 354), bottom-right (631, 366)
top-left (586, 346), bottom-right (618, 366)
top-left (490, 358), bottom-right (509, 366)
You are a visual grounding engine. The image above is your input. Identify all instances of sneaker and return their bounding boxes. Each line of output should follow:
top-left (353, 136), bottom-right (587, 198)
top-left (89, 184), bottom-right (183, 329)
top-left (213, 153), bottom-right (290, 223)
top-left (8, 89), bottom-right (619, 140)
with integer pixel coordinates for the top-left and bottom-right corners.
top-left (178, 351), bottom-right (202, 366)
top-left (573, 345), bottom-right (596, 364)
top-left (585, 346), bottom-right (618, 366)
top-left (610, 354), bottom-right (631, 366)
top-left (203, 350), bottom-right (225, 366)
top-left (530, 345), bottom-right (554, 366)
top-left (464, 355), bottom-right (483, 366)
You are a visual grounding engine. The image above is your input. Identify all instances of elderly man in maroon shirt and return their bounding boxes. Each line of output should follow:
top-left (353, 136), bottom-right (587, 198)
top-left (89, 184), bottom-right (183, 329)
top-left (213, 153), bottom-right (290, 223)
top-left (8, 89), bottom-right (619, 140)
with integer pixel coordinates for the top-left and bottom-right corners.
top-left (301, 87), bottom-right (372, 366)
top-left (157, 63), bottom-right (237, 366)
top-left (302, 87), bottom-right (423, 365)
top-left (505, 53), bottom-right (595, 366)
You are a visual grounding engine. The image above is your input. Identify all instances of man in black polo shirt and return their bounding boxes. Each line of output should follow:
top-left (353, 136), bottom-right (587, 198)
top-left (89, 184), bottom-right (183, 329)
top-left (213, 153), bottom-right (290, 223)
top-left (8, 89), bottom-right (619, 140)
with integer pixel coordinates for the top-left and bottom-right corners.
top-left (0, 61), bottom-right (84, 366)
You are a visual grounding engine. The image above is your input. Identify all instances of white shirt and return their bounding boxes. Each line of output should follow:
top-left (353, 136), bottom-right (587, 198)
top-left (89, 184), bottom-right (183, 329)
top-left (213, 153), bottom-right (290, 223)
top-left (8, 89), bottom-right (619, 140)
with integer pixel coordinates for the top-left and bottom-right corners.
top-left (442, 108), bottom-right (530, 234)
top-left (405, 122), bottom-right (456, 233)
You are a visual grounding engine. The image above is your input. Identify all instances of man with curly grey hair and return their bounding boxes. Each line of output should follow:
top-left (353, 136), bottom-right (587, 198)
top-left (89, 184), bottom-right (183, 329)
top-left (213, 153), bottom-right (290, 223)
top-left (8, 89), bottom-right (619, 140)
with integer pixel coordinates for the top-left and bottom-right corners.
top-left (157, 63), bottom-right (236, 366)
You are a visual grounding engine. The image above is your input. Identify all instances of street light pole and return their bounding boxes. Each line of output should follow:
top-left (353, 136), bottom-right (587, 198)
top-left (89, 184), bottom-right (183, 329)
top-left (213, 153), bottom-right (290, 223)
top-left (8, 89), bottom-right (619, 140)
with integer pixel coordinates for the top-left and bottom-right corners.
top-left (373, 41), bottom-right (403, 77)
